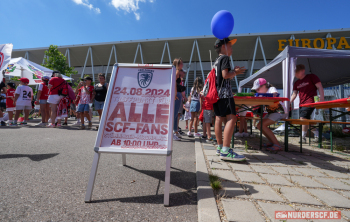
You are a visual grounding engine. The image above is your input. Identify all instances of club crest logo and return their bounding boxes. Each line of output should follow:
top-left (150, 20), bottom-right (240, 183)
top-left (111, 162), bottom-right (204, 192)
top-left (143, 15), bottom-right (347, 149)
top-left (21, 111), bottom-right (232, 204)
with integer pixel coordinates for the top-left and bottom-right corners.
top-left (137, 69), bottom-right (153, 88)
top-left (28, 65), bottom-right (44, 79)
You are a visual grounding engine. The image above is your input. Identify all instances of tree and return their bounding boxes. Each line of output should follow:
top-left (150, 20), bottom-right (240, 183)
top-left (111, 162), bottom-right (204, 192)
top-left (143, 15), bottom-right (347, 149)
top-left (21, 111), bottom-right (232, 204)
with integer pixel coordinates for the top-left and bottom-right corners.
top-left (42, 45), bottom-right (77, 80)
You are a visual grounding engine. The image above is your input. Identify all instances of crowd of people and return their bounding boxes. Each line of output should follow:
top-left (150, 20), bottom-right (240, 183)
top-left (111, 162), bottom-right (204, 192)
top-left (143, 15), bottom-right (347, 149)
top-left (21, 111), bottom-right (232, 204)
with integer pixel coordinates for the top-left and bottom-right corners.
top-left (0, 37), bottom-right (326, 162)
top-left (171, 38), bottom-right (325, 162)
top-left (0, 71), bottom-right (108, 130)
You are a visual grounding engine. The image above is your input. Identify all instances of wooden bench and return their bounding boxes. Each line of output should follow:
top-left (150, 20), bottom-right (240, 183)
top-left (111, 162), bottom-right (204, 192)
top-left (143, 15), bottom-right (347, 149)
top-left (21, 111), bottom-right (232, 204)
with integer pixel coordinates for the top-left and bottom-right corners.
top-left (282, 119), bottom-right (350, 153)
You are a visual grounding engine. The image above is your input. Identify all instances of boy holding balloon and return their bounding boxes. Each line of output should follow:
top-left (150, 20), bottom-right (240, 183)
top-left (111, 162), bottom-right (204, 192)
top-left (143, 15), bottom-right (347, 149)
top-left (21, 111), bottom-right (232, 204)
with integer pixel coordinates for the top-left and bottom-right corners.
top-left (213, 38), bottom-right (247, 161)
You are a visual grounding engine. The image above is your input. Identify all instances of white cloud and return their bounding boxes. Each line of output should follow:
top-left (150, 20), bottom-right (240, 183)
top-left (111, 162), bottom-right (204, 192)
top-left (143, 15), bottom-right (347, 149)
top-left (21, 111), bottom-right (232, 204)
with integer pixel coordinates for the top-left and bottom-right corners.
top-left (110, 0), bottom-right (154, 20)
top-left (72, 0), bottom-right (101, 14)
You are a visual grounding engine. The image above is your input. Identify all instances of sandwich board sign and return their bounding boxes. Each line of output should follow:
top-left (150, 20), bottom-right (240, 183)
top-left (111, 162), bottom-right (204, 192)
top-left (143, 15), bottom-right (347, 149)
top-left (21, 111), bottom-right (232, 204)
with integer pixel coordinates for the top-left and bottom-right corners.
top-left (85, 63), bottom-right (175, 206)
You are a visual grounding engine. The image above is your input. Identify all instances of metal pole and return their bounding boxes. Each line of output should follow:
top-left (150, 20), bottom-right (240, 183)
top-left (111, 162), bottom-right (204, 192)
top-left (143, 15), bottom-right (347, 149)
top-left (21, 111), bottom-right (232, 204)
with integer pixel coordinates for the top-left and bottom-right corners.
top-left (229, 56), bottom-right (239, 90)
top-left (163, 155), bottom-right (172, 206)
top-left (167, 42), bottom-right (172, 65)
top-left (160, 42), bottom-right (167, 64)
top-left (42, 55), bottom-right (46, 65)
top-left (67, 48), bottom-right (71, 67)
top-left (113, 45), bottom-right (117, 63)
top-left (195, 40), bottom-right (205, 81)
top-left (249, 38), bottom-right (259, 77)
top-left (105, 45), bottom-right (116, 78)
top-left (139, 43), bottom-right (144, 64)
top-left (185, 41), bottom-right (196, 88)
top-left (85, 152), bottom-right (101, 202)
top-left (133, 43), bottom-right (140, 64)
top-left (81, 47), bottom-right (90, 78)
top-left (121, 154), bottom-right (126, 166)
top-left (194, 62), bottom-right (196, 81)
top-left (330, 108), bottom-right (333, 152)
top-left (90, 47), bottom-right (95, 82)
top-left (340, 85), bottom-right (346, 126)
top-left (259, 105), bottom-right (263, 150)
top-left (258, 37), bottom-right (267, 66)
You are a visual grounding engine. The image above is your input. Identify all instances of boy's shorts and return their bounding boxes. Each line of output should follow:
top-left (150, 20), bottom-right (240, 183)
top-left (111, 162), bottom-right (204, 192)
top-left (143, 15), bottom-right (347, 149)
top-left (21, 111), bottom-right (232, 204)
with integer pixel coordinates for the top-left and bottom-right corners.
top-left (203, 110), bottom-right (213, 123)
top-left (16, 105), bottom-right (32, 110)
top-left (237, 108), bottom-right (247, 117)
top-left (70, 103), bottom-right (76, 111)
top-left (77, 104), bottom-right (90, 112)
top-left (6, 107), bottom-right (15, 112)
top-left (94, 100), bottom-right (104, 110)
top-left (213, 98), bottom-right (236, 117)
top-left (299, 107), bottom-right (315, 119)
top-left (39, 100), bottom-right (48, 104)
top-left (264, 113), bottom-right (287, 122)
top-left (48, 95), bottom-right (63, 104)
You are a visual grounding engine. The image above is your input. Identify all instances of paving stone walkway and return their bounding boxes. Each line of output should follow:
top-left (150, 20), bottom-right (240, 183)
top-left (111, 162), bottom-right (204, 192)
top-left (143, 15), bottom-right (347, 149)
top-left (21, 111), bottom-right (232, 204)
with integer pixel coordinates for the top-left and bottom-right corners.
top-left (199, 136), bottom-right (350, 222)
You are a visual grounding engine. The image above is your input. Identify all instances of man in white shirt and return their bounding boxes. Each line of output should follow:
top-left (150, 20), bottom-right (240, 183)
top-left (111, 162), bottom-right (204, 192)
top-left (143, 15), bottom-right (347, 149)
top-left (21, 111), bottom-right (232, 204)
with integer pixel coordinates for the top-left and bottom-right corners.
top-left (14, 78), bottom-right (33, 125)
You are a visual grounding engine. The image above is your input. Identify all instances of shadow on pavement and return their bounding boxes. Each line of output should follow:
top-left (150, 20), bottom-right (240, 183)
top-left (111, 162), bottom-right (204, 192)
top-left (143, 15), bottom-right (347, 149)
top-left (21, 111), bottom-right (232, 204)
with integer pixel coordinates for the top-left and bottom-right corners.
top-left (125, 165), bottom-right (196, 191)
top-left (88, 165), bottom-right (197, 207)
top-left (0, 153), bottom-right (59, 161)
top-left (87, 190), bottom-right (197, 207)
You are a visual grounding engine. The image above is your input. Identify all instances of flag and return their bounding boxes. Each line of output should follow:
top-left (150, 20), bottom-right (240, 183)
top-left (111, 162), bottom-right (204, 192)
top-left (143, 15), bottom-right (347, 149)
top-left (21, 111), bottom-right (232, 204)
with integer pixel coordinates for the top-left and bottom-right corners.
top-left (0, 43), bottom-right (13, 82)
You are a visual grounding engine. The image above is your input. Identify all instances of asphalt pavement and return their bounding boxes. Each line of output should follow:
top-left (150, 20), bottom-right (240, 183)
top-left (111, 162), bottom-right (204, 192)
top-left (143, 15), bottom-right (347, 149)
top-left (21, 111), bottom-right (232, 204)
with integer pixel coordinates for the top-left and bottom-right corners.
top-left (0, 119), bottom-right (197, 221)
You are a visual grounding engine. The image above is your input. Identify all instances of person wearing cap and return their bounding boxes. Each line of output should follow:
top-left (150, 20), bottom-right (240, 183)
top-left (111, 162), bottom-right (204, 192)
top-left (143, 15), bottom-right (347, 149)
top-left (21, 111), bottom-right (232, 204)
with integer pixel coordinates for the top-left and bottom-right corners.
top-left (35, 76), bottom-right (50, 126)
top-left (6, 82), bottom-right (16, 126)
top-left (290, 64), bottom-right (324, 143)
top-left (75, 76), bottom-right (94, 129)
top-left (252, 78), bottom-right (287, 151)
top-left (14, 78), bottom-right (33, 125)
top-left (213, 38), bottom-right (247, 161)
top-left (47, 71), bottom-right (66, 127)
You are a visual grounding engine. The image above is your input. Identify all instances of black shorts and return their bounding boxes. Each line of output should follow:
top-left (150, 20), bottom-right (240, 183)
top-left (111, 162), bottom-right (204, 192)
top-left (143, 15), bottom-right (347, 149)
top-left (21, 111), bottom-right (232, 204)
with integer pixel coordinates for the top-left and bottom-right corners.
top-left (213, 98), bottom-right (236, 117)
top-left (299, 107), bottom-right (315, 119)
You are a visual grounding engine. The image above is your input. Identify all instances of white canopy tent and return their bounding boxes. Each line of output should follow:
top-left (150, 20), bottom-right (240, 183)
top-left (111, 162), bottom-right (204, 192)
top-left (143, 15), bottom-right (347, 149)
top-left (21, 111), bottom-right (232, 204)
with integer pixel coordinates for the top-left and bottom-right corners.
top-left (4, 57), bottom-right (73, 85)
top-left (239, 46), bottom-right (350, 112)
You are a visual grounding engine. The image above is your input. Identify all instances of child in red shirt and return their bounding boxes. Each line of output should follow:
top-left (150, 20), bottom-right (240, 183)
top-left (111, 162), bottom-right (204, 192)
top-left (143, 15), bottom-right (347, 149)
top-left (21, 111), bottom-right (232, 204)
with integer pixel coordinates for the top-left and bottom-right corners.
top-left (201, 96), bottom-right (214, 142)
top-left (6, 82), bottom-right (16, 126)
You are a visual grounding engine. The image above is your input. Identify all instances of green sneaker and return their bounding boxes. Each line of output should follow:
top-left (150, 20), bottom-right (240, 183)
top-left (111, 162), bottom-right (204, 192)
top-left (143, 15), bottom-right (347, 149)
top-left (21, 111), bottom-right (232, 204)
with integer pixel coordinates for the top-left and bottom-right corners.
top-left (216, 146), bottom-right (222, 156)
top-left (220, 149), bottom-right (246, 162)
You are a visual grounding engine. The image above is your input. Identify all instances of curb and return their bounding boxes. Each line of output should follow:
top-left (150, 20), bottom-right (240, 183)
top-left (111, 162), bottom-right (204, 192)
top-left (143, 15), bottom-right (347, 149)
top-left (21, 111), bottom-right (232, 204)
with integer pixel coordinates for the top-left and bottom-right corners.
top-left (195, 138), bottom-right (221, 222)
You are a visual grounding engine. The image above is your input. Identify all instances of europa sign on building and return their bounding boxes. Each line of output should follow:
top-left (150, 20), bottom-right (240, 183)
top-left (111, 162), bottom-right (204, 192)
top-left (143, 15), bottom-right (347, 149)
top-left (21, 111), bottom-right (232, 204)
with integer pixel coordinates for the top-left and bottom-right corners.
top-left (278, 37), bottom-right (350, 51)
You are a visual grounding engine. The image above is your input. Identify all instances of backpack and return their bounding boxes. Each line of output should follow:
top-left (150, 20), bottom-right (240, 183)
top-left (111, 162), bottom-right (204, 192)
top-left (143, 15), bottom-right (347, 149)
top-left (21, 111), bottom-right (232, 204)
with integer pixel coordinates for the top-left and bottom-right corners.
top-left (67, 84), bottom-right (76, 101)
top-left (58, 81), bottom-right (68, 97)
top-left (203, 68), bottom-right (219, 104)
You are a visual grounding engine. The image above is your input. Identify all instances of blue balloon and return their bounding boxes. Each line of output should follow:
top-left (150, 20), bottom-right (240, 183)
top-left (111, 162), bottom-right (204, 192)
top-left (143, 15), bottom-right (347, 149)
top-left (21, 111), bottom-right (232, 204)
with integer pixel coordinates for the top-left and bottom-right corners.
top-left (211, 10), bottom-right (234, 39)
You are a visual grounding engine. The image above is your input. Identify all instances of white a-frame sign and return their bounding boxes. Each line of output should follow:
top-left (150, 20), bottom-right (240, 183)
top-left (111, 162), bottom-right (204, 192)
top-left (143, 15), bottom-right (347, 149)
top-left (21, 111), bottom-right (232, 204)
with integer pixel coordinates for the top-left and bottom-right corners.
top-left (85, 64), bottom-right (176, 206)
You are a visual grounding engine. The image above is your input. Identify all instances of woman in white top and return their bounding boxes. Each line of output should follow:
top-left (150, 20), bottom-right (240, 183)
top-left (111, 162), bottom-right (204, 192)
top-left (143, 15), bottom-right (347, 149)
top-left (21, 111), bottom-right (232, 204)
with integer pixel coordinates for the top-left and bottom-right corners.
top-left (251, 78), bottom-right (287, 152)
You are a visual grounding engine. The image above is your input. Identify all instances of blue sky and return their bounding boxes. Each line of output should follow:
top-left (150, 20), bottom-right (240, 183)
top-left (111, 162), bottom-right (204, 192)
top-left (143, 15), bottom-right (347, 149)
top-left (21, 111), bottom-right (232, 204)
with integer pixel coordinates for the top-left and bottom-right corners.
top-left (1, 0), bottom-right (349, 49)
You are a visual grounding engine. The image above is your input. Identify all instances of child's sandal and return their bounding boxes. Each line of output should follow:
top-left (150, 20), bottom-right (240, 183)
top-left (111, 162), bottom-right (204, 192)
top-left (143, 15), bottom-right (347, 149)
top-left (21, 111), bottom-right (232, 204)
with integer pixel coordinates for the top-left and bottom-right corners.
top-left (267, 144), bottom-right (283, 152)
top-left (262, 143), bottom-right (273, 148)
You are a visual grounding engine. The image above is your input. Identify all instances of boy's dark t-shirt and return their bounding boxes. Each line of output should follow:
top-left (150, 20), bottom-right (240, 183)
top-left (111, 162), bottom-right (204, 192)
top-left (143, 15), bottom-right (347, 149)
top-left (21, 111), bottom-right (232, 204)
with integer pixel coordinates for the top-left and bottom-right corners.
top-left (293, 74), bottom-right (320, 105)
top-left (214, 55), bottom-right (232, 99)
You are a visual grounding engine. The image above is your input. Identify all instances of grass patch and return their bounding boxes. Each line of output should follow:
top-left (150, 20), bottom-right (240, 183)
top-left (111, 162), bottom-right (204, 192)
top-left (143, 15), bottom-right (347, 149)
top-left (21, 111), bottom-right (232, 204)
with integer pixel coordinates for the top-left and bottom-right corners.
top-left (323, 125), bottom-right (350, 138)
top-left (209, 174), bottom-right (222, 191)
top-left (334, 142), bottom-right (345, 152)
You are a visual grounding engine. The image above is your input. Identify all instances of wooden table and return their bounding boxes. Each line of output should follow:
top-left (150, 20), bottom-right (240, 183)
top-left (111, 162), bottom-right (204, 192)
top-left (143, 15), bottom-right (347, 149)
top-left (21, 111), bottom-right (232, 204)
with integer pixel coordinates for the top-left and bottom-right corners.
top-left (233, 96), bottom-right (290, 149)
top-left (300, 98), bottom-right (350, 152)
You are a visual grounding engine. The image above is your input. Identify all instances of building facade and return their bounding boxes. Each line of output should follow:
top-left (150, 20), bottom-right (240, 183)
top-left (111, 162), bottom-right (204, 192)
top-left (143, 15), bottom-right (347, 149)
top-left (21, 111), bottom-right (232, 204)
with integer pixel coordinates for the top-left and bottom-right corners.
top-left (12, 28), bottom-right (350, 94)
